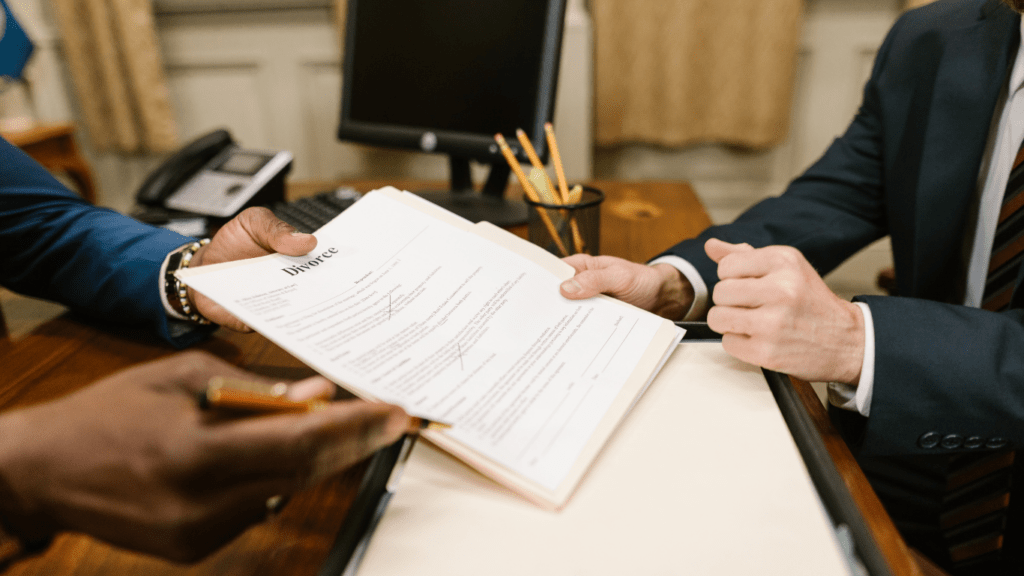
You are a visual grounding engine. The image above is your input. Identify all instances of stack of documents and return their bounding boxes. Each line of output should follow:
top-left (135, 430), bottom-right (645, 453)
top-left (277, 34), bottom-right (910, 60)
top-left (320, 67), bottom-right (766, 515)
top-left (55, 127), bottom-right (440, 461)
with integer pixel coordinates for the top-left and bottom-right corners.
top-left (180, 188), bottom-right (682, 509)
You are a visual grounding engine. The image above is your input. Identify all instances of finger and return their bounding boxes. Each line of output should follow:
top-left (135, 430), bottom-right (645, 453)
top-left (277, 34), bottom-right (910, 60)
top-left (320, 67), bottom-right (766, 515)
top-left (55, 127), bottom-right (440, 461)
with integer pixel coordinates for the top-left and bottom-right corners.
top-left (714, 249), bottom-right (781, 281)
top-left (304, 403), bottom-right (410, 483)
top-left (559, 257), bottom-right (645, 300)
top-left (154, 477), bottom-right (291, 563)
top-left (284, 376), bottom-right (336, 402)
top-left (560, 269), bottom-right (618, 300)
top-left (190, 290), bottom-right (251, 332)
top-left (561, 253), bottom-right (594, 273)
top-left (561, 254), bottom-right (635, 274)
top-left (706, 305), bottom-right (755, 337)
top-left (236, 207), bottom-right (317, 256)
top-left (704, 238), bottom-right (754, 263)
top-left (719, 332), bottom-right (762, 368)
top-left (720, 245), bottom-right (813, 283)
top-left (168, 351), bottom-right (280, 395)
top-left (202, 401), bottom-right (409, 485)
top-left (711, 277), bottom-right (768, 308)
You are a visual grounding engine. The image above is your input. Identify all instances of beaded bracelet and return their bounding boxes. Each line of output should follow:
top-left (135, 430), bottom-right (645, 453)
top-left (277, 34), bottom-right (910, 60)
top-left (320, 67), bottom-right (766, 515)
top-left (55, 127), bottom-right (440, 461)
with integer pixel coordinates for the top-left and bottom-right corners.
top-left (164, 239), bottom-right (212, 325)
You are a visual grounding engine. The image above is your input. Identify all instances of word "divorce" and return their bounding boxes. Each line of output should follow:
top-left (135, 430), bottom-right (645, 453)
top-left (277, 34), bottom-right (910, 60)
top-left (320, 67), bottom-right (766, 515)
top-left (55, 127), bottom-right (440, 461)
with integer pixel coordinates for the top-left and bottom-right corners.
top-left (281, 247), bottom-right (340, 276)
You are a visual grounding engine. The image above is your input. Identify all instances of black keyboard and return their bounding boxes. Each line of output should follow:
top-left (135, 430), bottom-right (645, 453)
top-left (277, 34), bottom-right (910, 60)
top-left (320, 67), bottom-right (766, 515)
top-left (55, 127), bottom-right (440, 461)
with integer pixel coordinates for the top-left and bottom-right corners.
top-left (271, 187), bottom-right (360, 233)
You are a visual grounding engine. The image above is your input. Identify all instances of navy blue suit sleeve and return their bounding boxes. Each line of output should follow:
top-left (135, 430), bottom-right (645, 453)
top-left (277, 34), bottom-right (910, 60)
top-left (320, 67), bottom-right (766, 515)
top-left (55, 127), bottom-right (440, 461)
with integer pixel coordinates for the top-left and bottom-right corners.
top-left (0, 137), bottom-right (213, 348)
top-left (850, 295), bottom-right (1024, 455)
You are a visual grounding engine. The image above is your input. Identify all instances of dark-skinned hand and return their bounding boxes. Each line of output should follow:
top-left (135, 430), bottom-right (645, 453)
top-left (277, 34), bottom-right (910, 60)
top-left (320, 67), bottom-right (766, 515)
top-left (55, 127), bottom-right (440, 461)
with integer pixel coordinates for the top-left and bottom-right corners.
top-left (188, 207), bottom-right (318, 331)
top-left (0, 351), bottom-right (412, 563)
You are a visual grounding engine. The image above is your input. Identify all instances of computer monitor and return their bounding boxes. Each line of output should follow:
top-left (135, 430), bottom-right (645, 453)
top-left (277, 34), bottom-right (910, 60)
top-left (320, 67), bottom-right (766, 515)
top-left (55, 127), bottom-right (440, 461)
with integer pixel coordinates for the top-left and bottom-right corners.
top-left (337, 0), bottom-right (567, 226)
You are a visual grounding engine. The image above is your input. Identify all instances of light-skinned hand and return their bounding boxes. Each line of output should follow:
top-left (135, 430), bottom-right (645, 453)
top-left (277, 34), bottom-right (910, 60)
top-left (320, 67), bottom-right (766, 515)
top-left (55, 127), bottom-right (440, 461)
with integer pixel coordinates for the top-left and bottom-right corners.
top-left (188, 207), bottom-right (318, 331)
top-left (704, 238), bottom-right (864, 384)
top-left (558, 254), bottom-right (695, 320)
top-left (0, 351), bottom-right (412, 563)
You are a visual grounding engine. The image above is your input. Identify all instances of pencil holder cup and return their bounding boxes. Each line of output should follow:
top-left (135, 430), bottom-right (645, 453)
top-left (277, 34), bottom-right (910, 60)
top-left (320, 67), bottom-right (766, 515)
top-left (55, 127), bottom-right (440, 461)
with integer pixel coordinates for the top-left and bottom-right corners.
top-left (524, 186), bottom-right (604, 257)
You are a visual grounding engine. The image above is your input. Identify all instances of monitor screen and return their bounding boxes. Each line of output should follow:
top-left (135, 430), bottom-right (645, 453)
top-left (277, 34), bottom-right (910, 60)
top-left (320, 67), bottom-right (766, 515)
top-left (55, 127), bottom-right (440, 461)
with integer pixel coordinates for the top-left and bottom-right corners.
top-left (338, 0), bottom-right (565, 164)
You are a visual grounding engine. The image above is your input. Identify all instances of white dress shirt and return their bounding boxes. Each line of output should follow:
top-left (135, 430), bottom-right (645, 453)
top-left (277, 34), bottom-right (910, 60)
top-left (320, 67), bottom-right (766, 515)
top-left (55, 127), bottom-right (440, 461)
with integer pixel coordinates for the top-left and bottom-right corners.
top-left (653, 19), bottom-right (1024, 417)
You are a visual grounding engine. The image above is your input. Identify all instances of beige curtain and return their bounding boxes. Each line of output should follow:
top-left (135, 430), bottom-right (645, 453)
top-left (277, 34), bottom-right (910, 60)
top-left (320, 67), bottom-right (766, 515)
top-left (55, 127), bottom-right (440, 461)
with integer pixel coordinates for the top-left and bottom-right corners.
top-left (335, 0), bottom-right (346, 44)
top-left (49, 0), bottom-right (177, 153)
top-left (592, 0), bottom-right (803, 150)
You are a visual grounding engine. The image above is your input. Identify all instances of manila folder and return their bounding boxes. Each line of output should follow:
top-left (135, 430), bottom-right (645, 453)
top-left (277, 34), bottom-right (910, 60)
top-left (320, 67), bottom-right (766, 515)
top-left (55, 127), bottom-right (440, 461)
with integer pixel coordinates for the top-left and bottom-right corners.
top-left (355, 342), bottom-right (850, 576)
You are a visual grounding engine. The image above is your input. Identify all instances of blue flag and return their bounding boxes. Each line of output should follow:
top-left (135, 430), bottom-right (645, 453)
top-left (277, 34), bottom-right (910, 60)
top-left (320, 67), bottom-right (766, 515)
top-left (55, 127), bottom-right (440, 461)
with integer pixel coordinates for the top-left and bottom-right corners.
top-left (0, 0), bottom-right (33, 79)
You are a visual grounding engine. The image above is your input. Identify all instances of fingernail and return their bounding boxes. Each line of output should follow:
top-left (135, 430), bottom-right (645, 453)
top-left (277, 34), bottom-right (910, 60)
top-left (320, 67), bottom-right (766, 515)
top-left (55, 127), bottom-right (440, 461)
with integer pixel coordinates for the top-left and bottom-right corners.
top-left (561, 279), bottom-right (582, 294)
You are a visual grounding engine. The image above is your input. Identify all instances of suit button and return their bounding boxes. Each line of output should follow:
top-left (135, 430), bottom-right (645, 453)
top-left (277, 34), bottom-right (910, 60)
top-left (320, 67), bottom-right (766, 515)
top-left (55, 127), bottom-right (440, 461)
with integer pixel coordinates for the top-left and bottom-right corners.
top-left (964, 436), bottom-right (984, 449)
top-left (918, 432), bottom-right (941, 449)
top-left (940, 434), bottom-right (964, 449)
top-left (986, 437), bottom-right (1008, 449)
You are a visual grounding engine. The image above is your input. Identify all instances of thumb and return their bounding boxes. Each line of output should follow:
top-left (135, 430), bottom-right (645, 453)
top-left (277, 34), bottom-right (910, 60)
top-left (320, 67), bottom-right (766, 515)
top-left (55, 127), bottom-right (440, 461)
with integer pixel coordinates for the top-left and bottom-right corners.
top-left (560, 268), bottom-right (622, 300)
top-left (237, 207), bottom-right (317, 257)
top-left (705, 238), bottom-right (754, 263)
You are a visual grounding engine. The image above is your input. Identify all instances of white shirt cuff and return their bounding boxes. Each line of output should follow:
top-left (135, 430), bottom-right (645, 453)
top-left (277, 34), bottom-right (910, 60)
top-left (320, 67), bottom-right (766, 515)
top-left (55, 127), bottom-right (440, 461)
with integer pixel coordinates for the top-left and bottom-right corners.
top-left (826, 302), bottom-right (875, 417)
top-left (647, 255), bottom-right (709, 321)
top-left (159, 243), bottom-right (194, 321)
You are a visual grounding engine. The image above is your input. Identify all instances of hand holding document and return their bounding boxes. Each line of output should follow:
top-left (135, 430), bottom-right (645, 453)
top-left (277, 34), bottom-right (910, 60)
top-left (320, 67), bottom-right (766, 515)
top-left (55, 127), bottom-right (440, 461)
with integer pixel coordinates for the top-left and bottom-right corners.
top-left (178, 188), bottom-right (681, 509)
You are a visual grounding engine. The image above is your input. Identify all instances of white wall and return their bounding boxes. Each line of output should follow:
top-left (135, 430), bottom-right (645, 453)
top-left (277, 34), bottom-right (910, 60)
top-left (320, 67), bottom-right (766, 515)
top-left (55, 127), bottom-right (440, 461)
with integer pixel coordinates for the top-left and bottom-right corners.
top-left (6, 0), bottom-right (898, 299)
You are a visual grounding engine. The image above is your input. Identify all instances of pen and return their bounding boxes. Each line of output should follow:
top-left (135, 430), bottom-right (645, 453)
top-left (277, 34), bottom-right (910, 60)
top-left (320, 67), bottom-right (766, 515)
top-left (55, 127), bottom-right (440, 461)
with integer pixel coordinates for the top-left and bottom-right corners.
top-left (200, 377), bottom-right (455, 433)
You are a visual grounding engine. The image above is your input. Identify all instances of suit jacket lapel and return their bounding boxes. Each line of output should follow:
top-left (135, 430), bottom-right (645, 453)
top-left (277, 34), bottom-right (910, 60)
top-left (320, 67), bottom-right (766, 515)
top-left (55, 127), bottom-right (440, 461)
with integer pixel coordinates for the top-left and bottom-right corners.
top-left (903, 1), bottom-right (1018, 301)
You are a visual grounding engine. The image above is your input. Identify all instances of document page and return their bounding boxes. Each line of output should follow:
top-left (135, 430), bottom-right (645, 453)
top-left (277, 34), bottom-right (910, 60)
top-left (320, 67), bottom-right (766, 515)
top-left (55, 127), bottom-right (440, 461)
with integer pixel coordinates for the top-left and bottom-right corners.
top-left (180, 190), bottom-right (673, 496)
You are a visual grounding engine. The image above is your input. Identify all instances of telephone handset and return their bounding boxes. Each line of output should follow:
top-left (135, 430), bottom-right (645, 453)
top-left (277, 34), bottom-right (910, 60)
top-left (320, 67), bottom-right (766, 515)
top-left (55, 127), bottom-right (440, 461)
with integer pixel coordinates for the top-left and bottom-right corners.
top-left (136, 129), bottom-right (234, 206)
top-left (134, 128), bottom-right (292, 219)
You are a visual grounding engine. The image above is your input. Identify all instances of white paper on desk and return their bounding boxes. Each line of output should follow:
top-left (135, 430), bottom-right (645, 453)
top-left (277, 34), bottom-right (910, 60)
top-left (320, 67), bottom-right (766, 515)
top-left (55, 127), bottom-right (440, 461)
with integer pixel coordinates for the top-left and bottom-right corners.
top-left (356, 343), bottom-right (851, 576)
top-left (178, 188), bottom-right (680, 507)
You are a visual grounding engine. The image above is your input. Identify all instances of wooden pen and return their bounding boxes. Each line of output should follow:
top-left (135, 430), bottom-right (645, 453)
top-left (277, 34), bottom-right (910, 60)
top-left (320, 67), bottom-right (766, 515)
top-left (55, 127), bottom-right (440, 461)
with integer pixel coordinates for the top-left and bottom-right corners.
top-left (200, 377), bottom-right (453, 431)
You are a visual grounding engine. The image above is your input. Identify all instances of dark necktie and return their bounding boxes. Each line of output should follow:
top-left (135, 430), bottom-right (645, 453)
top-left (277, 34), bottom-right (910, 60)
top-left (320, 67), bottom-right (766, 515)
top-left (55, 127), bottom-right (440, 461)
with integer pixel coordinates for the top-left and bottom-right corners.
top-left (929, 138), bottom-right (1024, 573)
top-left (982, 143), bottom-right (1024, 311)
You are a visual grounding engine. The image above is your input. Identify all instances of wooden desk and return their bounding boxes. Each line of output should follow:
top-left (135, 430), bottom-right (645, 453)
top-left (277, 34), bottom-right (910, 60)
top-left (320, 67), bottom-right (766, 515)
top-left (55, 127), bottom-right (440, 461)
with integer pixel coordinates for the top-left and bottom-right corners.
top-left (0, 181), bottom-right (920, 575)
top-left (288, 180), bottom-right (712, 263)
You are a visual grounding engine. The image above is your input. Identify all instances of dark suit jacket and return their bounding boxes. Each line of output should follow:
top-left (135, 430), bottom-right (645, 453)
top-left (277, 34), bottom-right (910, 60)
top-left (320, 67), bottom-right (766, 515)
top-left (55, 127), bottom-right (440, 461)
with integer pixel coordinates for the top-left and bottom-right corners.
top-left (661, 0), bottom-right (1024, 456)
top-left (0, 136), bottom-right (211, 348)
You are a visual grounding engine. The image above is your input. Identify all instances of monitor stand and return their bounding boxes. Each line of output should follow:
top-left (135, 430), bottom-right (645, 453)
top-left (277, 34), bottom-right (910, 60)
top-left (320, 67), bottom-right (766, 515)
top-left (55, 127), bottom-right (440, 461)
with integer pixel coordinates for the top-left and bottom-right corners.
top-left (412, 156), bottom-right (528, 227)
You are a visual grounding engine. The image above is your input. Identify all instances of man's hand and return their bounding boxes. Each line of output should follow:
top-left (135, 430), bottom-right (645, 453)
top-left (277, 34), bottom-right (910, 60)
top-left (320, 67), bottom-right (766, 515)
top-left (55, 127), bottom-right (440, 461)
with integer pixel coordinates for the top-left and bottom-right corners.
top-left (558, 254), bottom-right (695, 320)
top-left (0, 352), bottom-right (411, 563)
top-left (189, 207), bottom-right (317, 330)
top-left (705, 238), bottom-right (865, 384)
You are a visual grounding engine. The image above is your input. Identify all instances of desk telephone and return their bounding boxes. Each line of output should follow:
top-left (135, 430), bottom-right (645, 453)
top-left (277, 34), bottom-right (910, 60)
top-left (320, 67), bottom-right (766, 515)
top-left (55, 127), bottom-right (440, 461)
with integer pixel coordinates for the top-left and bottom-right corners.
top-left (133, 128), bottom-right (292, 224)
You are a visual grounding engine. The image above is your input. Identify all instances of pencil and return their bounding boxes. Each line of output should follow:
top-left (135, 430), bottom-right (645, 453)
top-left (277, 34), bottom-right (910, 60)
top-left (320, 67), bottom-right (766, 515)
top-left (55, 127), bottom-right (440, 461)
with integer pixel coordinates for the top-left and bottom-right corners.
top-left (494, 133), bottom-right (569, 257)
top-left (543, 123), bottom-right (585, 253)
top-left (544, 123), bottom-right (570, 204)
top-left (201, 378), bottom-right (453, 431)
top-left (516, 129), bottom-right (559, 204)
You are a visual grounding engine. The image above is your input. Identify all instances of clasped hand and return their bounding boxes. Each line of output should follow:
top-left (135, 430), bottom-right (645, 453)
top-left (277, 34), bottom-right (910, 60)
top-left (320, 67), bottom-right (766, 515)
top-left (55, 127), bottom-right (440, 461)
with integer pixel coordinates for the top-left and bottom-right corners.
top-left (560, 239), bottom-right (864, 385)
